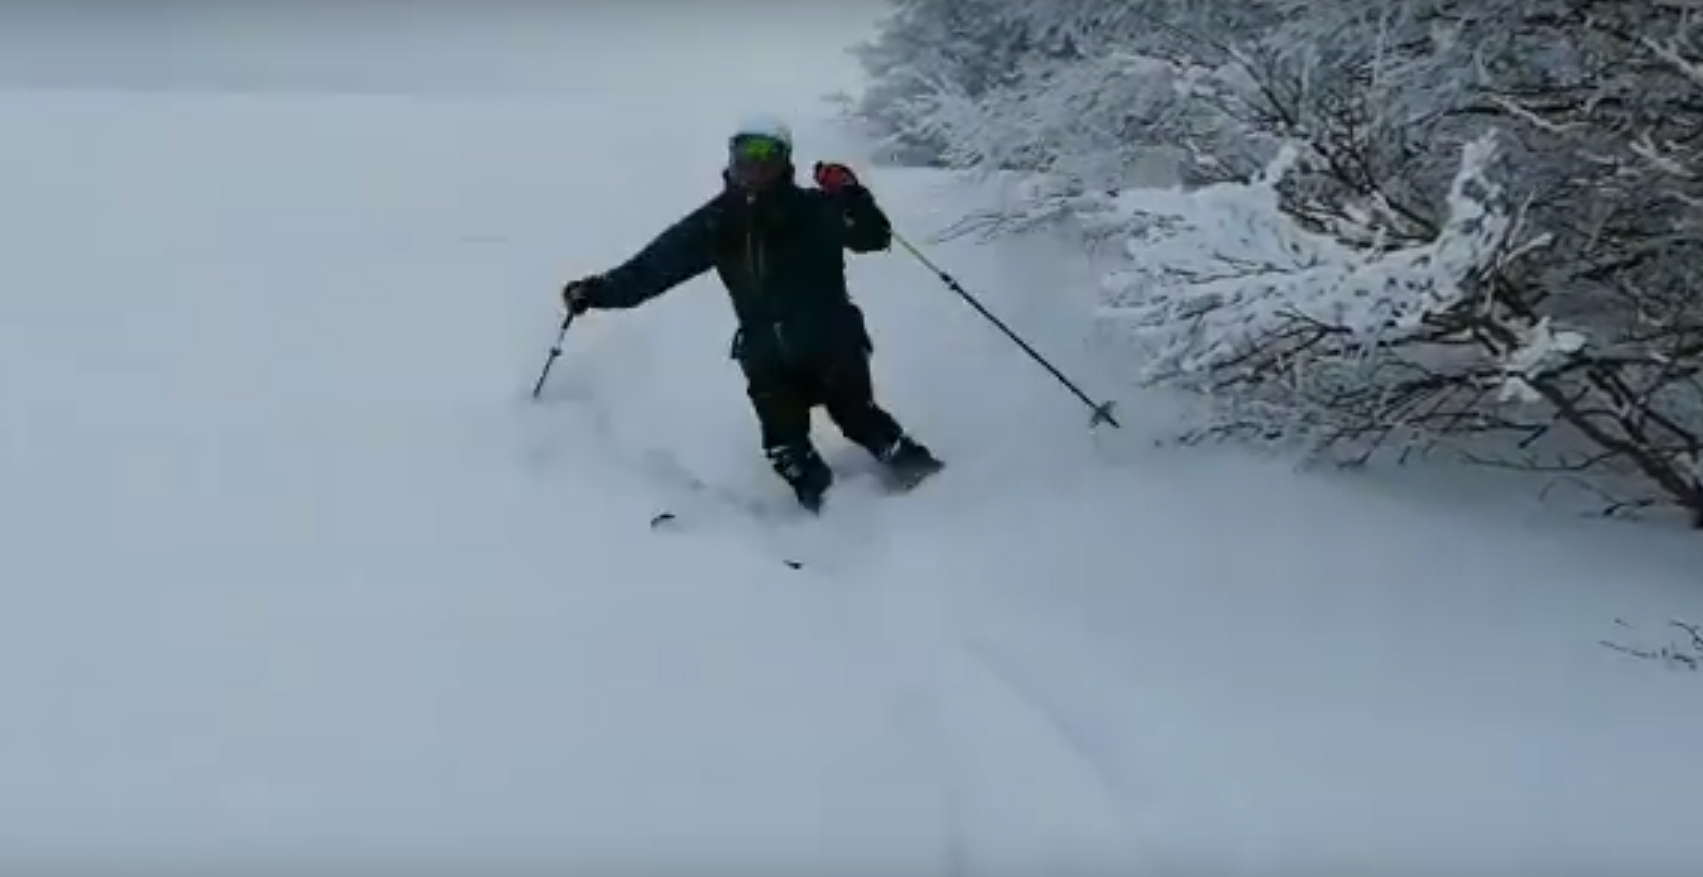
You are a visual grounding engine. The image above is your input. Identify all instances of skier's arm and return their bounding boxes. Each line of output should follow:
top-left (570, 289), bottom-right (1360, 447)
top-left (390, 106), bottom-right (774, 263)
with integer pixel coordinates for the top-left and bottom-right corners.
top-left (838, 186), bottom-right (893, 254)
top-left (585, 201), bottom-right (718, 309)
top-left (814, 162), bottom-right (891, 253)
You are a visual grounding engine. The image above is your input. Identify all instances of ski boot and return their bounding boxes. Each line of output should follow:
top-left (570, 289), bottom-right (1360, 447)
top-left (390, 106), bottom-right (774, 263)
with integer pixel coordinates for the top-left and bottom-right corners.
top-left (876, 435), bottom-right (944, 492)
top-left (767, 443), bottom-right (832, 514)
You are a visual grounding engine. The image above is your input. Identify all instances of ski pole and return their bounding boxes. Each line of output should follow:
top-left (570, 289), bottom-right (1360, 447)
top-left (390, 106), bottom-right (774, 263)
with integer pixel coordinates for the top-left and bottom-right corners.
top-left (530, 310), bottom-right (576, 400)
top-left (891, 231), bottom-right (1119, 429)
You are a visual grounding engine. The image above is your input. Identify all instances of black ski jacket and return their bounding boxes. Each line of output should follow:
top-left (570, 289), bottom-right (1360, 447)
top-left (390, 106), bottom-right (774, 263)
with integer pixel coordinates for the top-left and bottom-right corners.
top-left (584, 172), bottom-right (893, 368)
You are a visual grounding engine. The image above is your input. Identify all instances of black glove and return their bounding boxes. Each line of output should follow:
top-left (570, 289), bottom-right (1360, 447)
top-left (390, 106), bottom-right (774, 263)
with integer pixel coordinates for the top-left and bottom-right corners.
top-left (561, 275), bottom-right (604, 314)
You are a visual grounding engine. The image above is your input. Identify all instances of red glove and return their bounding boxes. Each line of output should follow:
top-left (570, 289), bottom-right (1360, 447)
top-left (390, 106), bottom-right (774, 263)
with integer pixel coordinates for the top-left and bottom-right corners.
top-left (813, 161), bottom-right (859, 193)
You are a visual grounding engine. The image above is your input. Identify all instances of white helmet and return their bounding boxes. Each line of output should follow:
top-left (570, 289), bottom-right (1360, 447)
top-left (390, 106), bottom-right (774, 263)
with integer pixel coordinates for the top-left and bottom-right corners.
top-left (732, 113), bottom-right (793, 151)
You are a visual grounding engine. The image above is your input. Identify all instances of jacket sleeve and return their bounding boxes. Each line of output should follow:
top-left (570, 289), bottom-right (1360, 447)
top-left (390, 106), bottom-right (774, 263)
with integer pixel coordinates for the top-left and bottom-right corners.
top-left (835, 185), bottom-right (892, 253)
top-left (587, 199), bottom-right (718, 309)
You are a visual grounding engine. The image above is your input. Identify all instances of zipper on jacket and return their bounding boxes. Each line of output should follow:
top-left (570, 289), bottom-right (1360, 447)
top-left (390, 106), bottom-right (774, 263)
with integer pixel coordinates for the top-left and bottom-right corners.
top-left (744, 194), bottom-right (784, 355)
top-left (744, 194), bottom-right (767, 293)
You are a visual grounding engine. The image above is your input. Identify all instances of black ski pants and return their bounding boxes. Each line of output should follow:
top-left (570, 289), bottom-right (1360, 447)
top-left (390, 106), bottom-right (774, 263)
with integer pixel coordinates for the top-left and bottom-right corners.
top-left (739, 343), bottom-right (905, 459)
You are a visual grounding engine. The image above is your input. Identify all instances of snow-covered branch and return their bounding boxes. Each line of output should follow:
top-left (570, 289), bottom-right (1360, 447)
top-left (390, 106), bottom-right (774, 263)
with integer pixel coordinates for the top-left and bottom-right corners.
top-left (1103, 135), bottom-right (1516, 376)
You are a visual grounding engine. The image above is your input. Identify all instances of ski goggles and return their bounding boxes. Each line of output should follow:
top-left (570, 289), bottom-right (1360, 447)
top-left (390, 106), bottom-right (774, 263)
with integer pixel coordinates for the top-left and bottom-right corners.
top-left (729, 133), bottom-right (789, 167)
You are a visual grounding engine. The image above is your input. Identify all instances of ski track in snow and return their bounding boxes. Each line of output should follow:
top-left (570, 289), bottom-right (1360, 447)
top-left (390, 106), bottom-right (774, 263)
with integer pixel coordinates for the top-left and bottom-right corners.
top-left (4, 2), bottom-right (1703, 874)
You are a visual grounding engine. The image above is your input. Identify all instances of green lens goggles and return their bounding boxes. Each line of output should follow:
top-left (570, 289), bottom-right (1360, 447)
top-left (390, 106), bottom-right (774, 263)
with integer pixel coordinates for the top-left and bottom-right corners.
top-left (730, 134), bottom-right (787, 163)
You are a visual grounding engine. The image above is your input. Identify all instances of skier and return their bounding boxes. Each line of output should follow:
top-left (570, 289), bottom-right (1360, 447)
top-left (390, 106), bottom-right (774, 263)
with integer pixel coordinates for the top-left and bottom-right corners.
top-left (560, 115), bottom-right (943, 513)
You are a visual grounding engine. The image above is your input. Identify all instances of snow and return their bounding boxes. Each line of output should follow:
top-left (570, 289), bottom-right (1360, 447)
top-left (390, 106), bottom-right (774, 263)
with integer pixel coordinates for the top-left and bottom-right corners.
top-left (2, 2), bottom-right (1702, 874)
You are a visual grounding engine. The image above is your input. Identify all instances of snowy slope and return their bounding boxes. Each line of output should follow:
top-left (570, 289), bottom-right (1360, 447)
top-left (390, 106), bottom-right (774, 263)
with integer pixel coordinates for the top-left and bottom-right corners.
top-left (3, 4), bottom-right (1702, 874)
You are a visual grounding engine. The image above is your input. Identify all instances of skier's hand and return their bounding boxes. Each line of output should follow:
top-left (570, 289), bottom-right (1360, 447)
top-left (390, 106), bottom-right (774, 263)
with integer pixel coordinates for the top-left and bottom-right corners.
top-left (561, 275), bottom-right (602, 314)
top-left (813, 161), bottom-right (860, 193)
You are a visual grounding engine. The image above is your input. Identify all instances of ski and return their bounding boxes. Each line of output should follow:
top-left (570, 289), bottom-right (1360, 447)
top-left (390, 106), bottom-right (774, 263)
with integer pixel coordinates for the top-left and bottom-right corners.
top-left (647, 459), bottom-right (941, 531)
top-left (640, 445), bottom-right (944, 572)
top-left (648, 510), bottom-right (808, 569)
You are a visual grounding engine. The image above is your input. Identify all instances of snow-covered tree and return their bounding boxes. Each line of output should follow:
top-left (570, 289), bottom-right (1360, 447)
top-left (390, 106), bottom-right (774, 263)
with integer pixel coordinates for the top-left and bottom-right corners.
top-left (852, 0), bottom-right (1282, 188)
top-left (1099, 133), bottom-right (1560, 461)
top-left (849, 0), bottom-right (1042, 165)
top-left (855, 0), bottom-right (1703, 523)
top-left (1466, 1), bottom-right (1703, 520)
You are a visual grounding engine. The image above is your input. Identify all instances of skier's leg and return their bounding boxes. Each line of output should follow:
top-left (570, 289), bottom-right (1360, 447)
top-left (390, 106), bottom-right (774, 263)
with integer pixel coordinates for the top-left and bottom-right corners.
top-left (742, 357), bottom-right (832, 509)
top-left (818, 347), bottom-right (942, 478)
